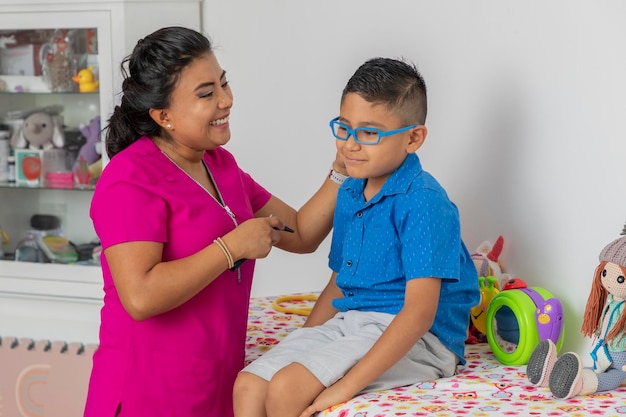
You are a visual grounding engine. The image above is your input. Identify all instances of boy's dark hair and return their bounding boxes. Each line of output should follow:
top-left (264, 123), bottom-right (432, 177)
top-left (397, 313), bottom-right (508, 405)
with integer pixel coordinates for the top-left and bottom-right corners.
top-left (105, 26), bottom-right (213, 158)
top-left (341, 57), bottom-right (427, 125)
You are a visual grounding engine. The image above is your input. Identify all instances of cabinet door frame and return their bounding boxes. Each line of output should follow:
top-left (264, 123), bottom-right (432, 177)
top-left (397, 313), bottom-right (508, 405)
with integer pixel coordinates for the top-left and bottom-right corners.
top-left (0, 7), bottom-right (112, 344)
top-left (0, 0), bottom-right (203, 345)
top-left (0, 8), bottom-right (113, 145)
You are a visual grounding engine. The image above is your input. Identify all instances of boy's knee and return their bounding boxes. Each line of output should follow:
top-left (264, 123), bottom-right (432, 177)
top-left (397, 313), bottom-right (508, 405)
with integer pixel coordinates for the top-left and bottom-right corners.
top-left (266, 363), bottom-right (323, 413)
top-left (233, 372), bottom-right (271, 416)
top-left (265, 366), bottom-right (302, 411)
top-left (265, 369), bottom-right (289, 404)
top-left (233, 371), bottom-right (262, 396)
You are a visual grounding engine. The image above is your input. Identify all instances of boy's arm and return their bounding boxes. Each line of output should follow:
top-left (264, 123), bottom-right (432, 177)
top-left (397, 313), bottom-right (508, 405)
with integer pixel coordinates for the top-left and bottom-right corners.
top-left (299, 277), bottom-right (440, 417)
top-left (303, 272), bottom-right (342, 327)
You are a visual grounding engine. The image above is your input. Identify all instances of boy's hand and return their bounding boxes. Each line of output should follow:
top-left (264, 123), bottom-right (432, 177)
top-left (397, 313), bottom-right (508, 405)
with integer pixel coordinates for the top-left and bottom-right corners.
top-left (298, 385), bottom-right (351, 417)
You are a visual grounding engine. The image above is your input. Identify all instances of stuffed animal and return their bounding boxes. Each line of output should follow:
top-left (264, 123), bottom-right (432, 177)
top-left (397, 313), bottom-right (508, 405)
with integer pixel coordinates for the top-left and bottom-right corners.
top-left (472, 235), bottom-right (507, 289)
top-left (467, 236), bottom-right (508, 344)
top-left (526, 225), bottom-right (626, 399)
top-left (72, 115), bottom-right (101, 176)
top-left (10, 111), bottom-right (64, 150)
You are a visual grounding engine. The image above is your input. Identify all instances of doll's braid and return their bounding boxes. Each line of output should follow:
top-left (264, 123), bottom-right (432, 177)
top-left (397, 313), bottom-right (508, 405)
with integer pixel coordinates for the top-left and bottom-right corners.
top-left (581, 262), bottom-right (608, 339)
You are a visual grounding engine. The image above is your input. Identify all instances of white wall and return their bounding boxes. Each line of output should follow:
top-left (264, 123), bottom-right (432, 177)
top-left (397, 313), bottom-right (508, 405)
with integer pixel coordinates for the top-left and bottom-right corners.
top-left (204, 1), bottom-right (626, 355)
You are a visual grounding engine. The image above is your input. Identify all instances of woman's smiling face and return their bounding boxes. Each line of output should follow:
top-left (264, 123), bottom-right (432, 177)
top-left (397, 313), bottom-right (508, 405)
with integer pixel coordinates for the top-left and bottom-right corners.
top-left (163, 51), bottom-right (234, 154)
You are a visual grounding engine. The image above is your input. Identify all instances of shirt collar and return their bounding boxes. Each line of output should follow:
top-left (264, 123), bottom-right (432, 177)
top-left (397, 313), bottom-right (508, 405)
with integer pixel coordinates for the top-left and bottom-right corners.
top-left (344, 153), bottom-right (423, 203)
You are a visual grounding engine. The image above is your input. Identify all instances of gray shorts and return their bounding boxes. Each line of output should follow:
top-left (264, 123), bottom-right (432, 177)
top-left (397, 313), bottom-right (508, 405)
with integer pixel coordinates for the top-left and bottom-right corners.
top-left (242, 310), bottom-right (457, 392)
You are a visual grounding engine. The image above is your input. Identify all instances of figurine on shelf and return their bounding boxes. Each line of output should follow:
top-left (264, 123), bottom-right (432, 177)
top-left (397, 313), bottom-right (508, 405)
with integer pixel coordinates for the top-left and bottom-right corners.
top-left (10, 110), bottom-right (64, 150)
top-left (72, 115), bottom-right (101, 181)
top-left (75, 155), bottom-right (90, 187)
top-left (72, 66), bottom-right (99, 92)
top-left (39, 29), bottom-right (76, 92)
top-left (0, 224), bottom-right (9, 260)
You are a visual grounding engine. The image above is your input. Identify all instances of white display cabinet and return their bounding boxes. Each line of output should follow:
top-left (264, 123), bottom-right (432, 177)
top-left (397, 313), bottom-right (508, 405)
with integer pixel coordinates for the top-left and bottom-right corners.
top-left (0, 0), bottom-right (203, 344)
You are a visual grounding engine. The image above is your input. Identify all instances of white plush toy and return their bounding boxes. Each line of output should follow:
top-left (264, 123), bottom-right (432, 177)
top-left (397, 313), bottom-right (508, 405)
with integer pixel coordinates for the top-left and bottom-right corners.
top-left (10, 111), bottom-right (65, 150)
top-left (471, 235), bottom-right (508, 289)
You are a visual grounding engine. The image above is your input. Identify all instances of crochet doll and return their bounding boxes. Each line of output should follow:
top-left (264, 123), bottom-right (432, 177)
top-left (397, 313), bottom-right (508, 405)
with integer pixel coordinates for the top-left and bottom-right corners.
top-left (526, 230), bottom-right (626, 399)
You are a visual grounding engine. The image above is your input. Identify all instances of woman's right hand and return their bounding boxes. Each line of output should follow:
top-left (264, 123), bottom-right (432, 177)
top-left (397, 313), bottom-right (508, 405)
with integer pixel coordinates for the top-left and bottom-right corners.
top-left (221, 216), bottom-right (285, 262)
top-left (332, 151), bottom-right (347, 176)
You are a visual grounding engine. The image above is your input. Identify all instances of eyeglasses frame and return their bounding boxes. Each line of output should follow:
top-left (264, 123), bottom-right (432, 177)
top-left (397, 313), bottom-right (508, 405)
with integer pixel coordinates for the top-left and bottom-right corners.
top-left (329, 117), bottom-right (419, 145)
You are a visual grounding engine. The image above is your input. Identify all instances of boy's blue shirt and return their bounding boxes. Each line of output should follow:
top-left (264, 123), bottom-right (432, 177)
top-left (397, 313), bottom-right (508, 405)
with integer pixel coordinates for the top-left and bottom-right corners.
top-left (329, 152), bottom-right (480, 363)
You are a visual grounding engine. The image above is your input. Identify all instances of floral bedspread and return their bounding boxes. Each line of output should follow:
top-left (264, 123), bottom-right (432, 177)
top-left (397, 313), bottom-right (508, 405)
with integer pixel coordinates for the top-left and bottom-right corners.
top-left (246, 295), bottom-right (626, 416)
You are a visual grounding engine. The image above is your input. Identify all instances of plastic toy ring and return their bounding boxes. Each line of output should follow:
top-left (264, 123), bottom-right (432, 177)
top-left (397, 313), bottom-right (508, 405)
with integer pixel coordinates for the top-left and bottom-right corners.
top-left (271, 294), bottom-right (319, 316)
top-left (485, 286), bottom-right (564, 365)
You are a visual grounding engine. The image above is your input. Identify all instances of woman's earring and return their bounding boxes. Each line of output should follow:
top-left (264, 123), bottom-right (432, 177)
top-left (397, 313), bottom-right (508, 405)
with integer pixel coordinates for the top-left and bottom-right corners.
top-left (167, 123), bottom-right (173, 130)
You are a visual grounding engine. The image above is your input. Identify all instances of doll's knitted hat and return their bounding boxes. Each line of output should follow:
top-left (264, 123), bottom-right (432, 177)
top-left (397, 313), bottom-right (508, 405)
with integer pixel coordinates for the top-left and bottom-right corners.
top-left (599, 235), bottom-right (626, 267)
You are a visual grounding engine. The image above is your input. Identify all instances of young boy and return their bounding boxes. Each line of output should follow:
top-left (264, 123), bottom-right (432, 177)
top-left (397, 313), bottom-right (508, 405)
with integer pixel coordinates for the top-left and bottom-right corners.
top-left (233, 57), bottom-right (480, 417)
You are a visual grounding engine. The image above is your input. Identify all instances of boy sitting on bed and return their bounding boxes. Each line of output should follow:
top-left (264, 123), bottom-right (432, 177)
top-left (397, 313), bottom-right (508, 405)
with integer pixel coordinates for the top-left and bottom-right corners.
top-left (233, 57), bottom-right (480, 417)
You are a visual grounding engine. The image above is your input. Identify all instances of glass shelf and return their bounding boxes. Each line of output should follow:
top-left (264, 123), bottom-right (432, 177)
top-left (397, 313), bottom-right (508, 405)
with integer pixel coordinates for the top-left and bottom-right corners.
top-left (0, 76), bottom-right (98, 95)
top-left (0, 181), bottom-right (95, 191)
top-left (0, 91), bottom-right (98, 96)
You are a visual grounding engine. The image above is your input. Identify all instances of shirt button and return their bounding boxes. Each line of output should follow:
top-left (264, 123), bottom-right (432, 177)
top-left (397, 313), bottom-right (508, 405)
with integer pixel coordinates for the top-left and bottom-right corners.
top-left (346, 260), bottom-right (352, 267)
top-left (356, 212), bottom-right (363, 218)
top-left (348, 292), bottom-right (354, 297)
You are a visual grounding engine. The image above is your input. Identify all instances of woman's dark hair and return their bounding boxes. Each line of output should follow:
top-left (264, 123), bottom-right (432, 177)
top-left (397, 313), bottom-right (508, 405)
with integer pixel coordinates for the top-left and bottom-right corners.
top-left (105, 26), bottom-right (213, 158)
top-left (341, 57), bottom-right (427, 126)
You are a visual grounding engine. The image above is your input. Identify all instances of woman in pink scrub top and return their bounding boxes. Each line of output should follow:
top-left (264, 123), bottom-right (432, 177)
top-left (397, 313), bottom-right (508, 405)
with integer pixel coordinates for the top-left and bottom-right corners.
top-left (83, 26), bottom-right (346, 417)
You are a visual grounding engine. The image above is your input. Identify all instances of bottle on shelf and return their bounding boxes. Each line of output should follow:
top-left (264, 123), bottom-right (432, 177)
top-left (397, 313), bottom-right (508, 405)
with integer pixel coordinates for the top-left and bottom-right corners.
top-left (0, 126), bottom-right (9, 182)
top-left (7, 155), bottom-right (16, 183)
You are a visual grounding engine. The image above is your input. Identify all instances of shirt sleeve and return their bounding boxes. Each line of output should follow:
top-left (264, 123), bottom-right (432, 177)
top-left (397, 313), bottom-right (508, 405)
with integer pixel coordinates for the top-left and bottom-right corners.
top-left (91, 179), bottom-right (168, 250)
top-left (238, 167), bottom-right (272, 214)
top-left (399, 190), bottom-right (461, 281)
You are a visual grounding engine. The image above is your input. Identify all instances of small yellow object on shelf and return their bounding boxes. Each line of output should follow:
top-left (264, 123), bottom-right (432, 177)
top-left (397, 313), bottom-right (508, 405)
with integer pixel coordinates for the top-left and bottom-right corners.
top-left (72, 66), bottom-right (99, 93)
top-left (1, 227), bottom-right (9, 245)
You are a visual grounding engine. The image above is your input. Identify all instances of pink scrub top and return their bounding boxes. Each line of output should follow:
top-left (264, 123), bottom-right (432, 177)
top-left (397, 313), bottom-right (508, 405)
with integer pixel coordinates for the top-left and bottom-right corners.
top-left (84, 137), bottom-right (271, 417)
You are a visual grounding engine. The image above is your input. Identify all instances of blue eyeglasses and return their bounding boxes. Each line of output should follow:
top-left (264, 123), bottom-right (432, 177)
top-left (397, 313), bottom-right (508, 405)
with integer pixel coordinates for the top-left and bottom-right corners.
top-left (329, 117), bottom-right (418, 145)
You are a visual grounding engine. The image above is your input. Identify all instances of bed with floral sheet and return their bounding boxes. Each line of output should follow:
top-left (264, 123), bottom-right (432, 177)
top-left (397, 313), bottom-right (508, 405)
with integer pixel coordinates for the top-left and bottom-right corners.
top-left (245, 294), bottom-right (626, 417)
